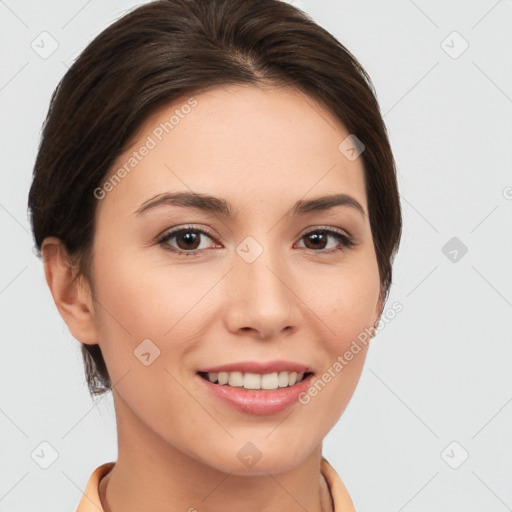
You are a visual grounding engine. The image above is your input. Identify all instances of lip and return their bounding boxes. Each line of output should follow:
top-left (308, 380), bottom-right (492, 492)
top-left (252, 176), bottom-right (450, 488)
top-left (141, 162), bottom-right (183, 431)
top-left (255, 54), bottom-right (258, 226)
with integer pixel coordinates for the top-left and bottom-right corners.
top-left (196, 371), bottom-right (314, 415)
top-left (197, 360), bottom-right (311, 374)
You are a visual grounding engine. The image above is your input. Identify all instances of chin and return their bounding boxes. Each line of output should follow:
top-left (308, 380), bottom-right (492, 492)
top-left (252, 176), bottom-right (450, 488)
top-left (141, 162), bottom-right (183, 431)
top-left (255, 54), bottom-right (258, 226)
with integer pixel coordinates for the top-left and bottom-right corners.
top-left (195, 436), bottom-right (318, 476)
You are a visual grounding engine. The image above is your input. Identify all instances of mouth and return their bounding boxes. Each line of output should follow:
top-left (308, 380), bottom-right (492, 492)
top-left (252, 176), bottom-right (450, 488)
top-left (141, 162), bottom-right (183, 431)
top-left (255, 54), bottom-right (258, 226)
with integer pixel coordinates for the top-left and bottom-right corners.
top-left (196, 360), bottom-right (316, 414)
top-left (197, 370), bottom-right (314, 391)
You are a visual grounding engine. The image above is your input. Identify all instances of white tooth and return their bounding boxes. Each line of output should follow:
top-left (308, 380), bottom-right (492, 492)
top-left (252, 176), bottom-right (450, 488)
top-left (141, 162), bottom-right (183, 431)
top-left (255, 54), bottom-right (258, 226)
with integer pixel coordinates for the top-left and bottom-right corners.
top-left (243, 372), bottom-right (261, 389)
top-left (228, 371), bottom-right (243, 387)
top-left (215, 370), bottom-right (305, 389)
top-left (217, 372), bottom-right (229, 385)
top-left (261, 372), bottom-right (279, 390)
top-left (278, 371), bottom-right (289, 388)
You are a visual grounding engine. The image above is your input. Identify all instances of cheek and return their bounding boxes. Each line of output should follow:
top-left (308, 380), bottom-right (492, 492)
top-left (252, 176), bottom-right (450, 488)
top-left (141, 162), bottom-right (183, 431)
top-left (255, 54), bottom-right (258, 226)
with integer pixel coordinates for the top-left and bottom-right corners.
top-left (90, 248), bottom-right (217, 379)
top-left (306, 257), bottom-right (380, 351)
top-left (297, 256), bottom-right (379, 414)
top-left (89, 250), bottom-right (205, 421)
top-left (92, 246), bottom-right (199, 336)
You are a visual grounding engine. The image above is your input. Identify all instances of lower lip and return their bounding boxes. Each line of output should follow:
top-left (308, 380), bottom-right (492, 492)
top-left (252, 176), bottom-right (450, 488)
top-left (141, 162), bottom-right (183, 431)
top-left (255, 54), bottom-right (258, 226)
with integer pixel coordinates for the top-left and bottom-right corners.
top-left (197, 373), bottom-right (314, 415)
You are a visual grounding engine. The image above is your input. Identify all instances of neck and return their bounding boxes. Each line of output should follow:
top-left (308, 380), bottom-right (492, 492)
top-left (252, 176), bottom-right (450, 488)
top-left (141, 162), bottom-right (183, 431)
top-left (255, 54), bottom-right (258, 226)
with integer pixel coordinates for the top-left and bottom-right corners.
top-left (99, 394), bottom-right (334, 512)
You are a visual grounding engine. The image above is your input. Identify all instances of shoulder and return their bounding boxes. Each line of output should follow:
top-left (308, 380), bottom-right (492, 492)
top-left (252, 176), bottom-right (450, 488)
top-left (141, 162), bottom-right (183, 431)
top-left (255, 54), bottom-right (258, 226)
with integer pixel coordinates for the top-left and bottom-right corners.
top-left (321, 457), bottom-right (356, 512)
top-left (75, 461), bottom-right (115, 512)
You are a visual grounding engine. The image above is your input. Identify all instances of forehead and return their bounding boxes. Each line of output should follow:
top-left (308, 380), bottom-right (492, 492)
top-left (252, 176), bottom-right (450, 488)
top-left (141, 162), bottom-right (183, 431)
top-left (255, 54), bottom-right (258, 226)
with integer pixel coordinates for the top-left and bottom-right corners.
top-left (96, 84), bottom-right (368, 220)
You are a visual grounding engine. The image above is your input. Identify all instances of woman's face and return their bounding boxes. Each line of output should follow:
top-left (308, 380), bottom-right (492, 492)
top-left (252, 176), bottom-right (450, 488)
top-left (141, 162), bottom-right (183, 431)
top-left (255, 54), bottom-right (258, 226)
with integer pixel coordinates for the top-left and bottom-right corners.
top-left (87, 84), bottom-right (382, 474)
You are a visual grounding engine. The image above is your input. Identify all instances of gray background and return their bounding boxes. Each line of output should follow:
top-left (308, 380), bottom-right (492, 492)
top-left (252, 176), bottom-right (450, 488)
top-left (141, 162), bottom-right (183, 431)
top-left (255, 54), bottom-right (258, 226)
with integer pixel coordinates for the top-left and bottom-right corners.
top-left (1, 1), bottom-right (511, 510)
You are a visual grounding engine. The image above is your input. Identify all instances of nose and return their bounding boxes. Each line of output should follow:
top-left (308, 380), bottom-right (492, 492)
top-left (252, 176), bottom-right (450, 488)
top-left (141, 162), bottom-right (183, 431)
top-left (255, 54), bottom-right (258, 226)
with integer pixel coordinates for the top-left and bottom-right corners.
top-left (223, 243), bottom-right (301, 340)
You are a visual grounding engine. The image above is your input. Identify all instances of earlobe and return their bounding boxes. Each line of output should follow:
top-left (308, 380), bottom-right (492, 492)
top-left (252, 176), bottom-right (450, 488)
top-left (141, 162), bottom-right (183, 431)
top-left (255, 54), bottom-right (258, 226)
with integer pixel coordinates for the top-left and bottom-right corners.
top-left (41, 237), bottom-right (99, 346)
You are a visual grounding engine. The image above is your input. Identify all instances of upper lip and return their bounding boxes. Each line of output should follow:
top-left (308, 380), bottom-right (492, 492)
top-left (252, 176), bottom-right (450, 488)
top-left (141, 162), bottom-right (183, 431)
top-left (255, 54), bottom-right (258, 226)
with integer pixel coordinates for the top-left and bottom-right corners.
top-left (197, 360), bottom-right (312, 375)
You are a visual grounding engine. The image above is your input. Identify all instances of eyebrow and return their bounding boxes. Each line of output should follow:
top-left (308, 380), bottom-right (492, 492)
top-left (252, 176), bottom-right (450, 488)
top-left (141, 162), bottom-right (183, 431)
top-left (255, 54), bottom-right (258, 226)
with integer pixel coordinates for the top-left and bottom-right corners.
top-left (135, 191), bottom-right (366, 218)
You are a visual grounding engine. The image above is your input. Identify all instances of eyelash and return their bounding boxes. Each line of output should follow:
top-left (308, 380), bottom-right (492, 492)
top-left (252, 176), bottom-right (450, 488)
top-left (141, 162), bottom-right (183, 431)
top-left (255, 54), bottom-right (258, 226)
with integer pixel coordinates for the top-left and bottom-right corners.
top-left (156, 224), bottom-right (356, 257)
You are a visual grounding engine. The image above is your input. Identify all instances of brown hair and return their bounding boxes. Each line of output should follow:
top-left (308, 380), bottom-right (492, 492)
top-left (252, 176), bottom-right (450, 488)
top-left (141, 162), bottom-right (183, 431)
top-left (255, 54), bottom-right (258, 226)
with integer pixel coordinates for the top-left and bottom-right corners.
top-left (28, 0), bottom-right (401, 397)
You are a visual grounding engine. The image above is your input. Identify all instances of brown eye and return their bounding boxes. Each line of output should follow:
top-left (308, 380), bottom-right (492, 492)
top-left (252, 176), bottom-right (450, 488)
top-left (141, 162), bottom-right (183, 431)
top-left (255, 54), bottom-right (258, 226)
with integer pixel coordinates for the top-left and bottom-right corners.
top-left (157, 226), bottom-right (218, 256)
top-left (297, 229), bottom-right (354, 253)
top-left (173, 230), bottom-right (202, 250)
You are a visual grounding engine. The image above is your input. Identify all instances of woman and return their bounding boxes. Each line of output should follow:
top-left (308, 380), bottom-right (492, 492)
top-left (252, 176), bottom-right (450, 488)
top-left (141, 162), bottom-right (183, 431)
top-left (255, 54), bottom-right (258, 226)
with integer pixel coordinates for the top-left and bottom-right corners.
top-left (28, 0), bottom-right (401, 510)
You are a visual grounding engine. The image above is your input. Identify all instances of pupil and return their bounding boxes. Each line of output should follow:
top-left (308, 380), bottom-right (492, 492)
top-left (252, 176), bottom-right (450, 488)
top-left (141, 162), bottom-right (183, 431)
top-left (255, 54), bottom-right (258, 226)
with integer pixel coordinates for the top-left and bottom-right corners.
top-left (180, 232), bottom-right (199, 250)
top-left (308, 233), bottom-right (325, 249)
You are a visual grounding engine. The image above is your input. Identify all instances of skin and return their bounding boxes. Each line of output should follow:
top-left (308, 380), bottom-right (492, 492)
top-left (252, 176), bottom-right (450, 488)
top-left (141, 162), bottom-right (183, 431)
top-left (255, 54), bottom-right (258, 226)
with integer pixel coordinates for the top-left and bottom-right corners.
top-left (43, 83), bottom-right (383, 512)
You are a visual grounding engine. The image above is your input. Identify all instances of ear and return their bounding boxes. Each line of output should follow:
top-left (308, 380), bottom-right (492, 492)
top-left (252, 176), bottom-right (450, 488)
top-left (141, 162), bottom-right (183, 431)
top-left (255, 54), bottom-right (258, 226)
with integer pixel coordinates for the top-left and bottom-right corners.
top-left (371, 287), bottom-right (386, 334)
top-left (41, 237), bottom-right (99, 345)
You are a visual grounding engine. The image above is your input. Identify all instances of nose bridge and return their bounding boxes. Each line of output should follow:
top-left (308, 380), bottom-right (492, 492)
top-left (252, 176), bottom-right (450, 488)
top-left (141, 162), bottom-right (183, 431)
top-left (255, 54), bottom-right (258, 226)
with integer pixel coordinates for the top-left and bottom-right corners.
top-left (228, 232), bottom-right (298, 336)
top-left (237, 233), bottom-right (290, 300)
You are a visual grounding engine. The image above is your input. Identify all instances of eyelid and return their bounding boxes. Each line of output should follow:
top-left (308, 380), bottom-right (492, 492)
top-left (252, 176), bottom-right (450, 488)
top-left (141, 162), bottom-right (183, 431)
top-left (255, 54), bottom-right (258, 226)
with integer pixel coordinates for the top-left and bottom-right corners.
top-left (157, 224), bottom-right (353, 241)
top-left (156, 224), bottom-right (356, 255)
top-left (156, 224), bottom-right (219, 245)
top-left (297, 224), bottom-right (353, 240)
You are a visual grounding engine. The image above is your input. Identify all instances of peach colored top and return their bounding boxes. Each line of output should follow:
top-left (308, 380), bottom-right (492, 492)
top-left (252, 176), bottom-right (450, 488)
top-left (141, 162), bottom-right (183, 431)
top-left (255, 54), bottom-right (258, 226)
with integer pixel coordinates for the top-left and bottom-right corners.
top-left (76, 457), bottom-right (355, 511)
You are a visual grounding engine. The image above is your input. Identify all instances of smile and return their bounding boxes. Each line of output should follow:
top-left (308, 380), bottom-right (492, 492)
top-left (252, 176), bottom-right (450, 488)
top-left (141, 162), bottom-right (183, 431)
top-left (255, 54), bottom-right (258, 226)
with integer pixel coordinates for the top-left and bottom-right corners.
top-left (196, 368), bottom-right (315, 415)
top-left (198, 370), bottom-right (312, 390)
